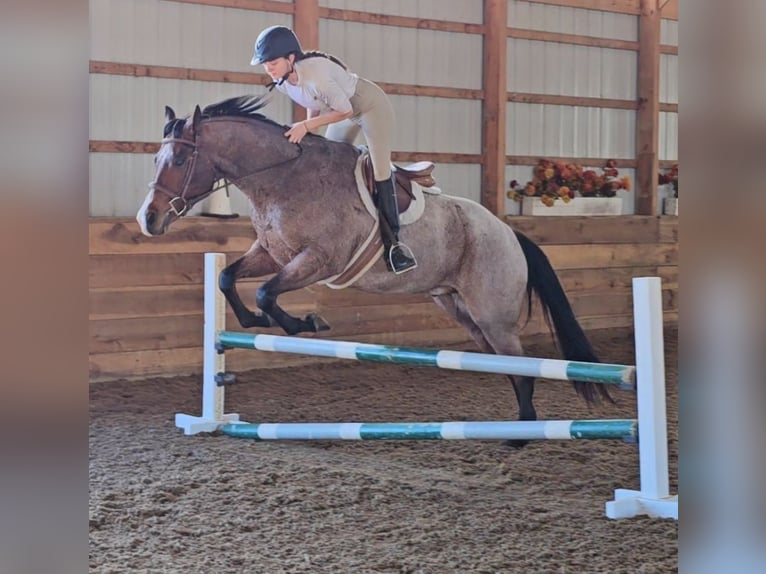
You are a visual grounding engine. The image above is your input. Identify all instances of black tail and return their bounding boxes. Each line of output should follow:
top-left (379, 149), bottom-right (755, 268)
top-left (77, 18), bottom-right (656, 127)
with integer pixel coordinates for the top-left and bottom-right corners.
top-left (514, 231), bottom-right (613, 404)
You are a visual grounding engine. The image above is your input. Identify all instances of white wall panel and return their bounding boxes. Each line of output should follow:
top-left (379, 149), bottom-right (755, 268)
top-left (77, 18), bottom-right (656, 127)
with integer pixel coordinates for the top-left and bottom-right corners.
top-left (659, 18), bottom-right (678, 166)
top-left (507, 103), bottom-right (635, 159)
top-left (90, 153), bottom-right (155, 217)
top-left (319, 20), bottom-right (482, 89)
top-left (660, 54), bottom-right (678, 104)
top-left (659, 112), bottom-right (678, 161)
top-left (390, 96), bottom-right (481, 154)
top-left (509, 39), bottom-right (637, 99)
top-left (430, 164), bottom-right (482, 203)
top-left (319, 0), bottom-right (483, 24)
top-left (598, 47), bottom-right (637, 99)
top-left (90, 0), bottom-right (289, 70)
top-left (90, 75), bottom-right (292, 141)
top-left (660, 19), bottom-right (678, 46)
top-left (509, 0), bottom-right (638, 41)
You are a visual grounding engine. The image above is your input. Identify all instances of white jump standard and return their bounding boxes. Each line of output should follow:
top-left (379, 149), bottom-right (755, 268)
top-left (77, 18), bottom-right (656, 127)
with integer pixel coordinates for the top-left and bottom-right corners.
top-left (176, 252), bottom-right (678, 520)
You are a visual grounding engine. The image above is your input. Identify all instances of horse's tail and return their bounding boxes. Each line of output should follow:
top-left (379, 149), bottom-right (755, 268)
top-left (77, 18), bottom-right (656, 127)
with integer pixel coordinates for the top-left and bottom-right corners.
top-left (514, 230), bottom-right (613, 404)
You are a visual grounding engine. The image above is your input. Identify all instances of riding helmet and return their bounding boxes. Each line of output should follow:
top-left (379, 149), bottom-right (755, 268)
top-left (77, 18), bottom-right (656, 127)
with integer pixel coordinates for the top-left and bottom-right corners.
top-left (250, 26), bottom-right (303, 65)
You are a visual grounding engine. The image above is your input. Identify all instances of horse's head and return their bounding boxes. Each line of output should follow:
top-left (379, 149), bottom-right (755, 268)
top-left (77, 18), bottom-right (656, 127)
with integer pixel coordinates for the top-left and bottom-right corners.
top-left (137, 105), bottom-right (219, 236)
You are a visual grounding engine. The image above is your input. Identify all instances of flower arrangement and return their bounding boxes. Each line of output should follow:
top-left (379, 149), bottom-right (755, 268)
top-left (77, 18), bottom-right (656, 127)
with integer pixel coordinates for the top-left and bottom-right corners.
top-left (507, 158), bottom-right (631, 207)
top-left (658, 163), bottom-right (678, 198)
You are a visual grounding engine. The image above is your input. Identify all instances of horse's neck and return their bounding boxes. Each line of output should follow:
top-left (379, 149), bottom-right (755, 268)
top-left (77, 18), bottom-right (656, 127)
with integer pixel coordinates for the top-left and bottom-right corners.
top-left (211, 122), bottom-right (360, 203)
top-left (207, 120), bottom-right (296, 182)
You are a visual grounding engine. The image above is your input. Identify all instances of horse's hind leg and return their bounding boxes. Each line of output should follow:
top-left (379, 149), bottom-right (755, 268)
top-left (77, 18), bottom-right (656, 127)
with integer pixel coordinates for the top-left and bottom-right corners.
top-left (432, 292), bottom-right (493, 352)
top-left (219, 241), bottom-right (280, 329)
top-left (434, 292), bottom-right (536, 448)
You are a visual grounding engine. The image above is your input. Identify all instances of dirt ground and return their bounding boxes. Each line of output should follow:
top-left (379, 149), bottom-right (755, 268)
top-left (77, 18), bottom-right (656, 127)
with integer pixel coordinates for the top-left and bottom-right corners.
top-left (89, 327), bottom-right (678, 574)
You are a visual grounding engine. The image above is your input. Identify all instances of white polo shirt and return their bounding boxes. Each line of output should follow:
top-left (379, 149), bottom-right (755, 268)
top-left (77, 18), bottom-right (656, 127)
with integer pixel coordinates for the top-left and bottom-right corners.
top-left (276, 56), bottom-right (359, 115)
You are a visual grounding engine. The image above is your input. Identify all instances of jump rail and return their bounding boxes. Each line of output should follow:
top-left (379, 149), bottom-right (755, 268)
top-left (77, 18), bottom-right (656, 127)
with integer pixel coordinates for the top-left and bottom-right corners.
top-left (175, 253), bottom-right (678, 520)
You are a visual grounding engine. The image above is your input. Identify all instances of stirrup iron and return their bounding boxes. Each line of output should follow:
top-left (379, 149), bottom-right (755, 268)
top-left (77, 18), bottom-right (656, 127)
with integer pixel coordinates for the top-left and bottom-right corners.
top-left (387, 242), bottom-right (418, 275)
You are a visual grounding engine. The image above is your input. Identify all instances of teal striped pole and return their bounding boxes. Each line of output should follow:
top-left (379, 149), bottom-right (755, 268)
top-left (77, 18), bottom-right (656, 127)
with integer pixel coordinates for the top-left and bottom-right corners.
top-left (221, 419), bottom-right (637, 441)
top-left (218, 332), bottom-right (635, 387)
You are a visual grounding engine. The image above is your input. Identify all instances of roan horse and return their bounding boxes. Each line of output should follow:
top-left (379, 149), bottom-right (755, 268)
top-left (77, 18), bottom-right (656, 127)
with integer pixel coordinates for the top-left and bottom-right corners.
top-left (137, 95), bottom-right (611, 439)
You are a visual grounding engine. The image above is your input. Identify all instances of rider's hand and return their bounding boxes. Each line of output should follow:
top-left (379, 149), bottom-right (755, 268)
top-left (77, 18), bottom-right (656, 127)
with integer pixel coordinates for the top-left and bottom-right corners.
top-left (285, 121), bottom-right (309, 144)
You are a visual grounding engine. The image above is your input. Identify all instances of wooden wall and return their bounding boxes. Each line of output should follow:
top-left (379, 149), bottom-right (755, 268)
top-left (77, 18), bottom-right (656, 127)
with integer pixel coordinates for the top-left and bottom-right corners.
top-left (89, 215), bottom-right (677, 382)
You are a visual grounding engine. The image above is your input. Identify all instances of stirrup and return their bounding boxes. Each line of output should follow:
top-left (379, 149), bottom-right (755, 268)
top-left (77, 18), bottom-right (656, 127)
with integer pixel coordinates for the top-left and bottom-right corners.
top-left (387, 242), bottom-right (418, 275)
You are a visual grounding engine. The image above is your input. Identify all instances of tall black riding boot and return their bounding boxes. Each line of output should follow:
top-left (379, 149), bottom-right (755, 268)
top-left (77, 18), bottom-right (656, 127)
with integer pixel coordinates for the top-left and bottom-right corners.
top-left (374, 176), bottom-right (418, 274)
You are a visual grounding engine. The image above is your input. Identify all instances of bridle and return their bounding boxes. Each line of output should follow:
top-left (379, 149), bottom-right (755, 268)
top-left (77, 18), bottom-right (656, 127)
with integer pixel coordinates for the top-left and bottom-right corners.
top-left (148, 136), bottom-right (201, 216)
top-left (148, 123), bottom-right (304, 217)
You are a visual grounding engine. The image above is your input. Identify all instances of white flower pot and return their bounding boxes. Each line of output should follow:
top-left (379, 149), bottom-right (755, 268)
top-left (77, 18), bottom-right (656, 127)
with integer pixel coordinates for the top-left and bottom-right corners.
top-left (521, 196), bottom-right (623, 216)
top-left (663, 197), bottom-right (678, 216)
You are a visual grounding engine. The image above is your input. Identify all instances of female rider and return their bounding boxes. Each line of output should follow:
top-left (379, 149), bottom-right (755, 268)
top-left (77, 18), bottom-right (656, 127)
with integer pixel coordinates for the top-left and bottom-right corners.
top-left (250, 25), bottom-right (417, 274)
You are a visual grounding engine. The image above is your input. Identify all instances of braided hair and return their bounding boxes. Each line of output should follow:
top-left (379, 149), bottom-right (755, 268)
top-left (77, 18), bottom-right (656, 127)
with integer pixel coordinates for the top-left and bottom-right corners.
top-left (295, 50), bottom-right (348, 71)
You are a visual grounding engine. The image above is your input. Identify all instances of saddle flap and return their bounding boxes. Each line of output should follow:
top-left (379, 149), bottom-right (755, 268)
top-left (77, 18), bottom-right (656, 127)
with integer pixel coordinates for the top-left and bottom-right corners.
top-left (393, 161), bottom-right (435, 179)
top-left (362, 154), bottom-right (414, 213)
top-left (399, 173), bottom-right (435, 188)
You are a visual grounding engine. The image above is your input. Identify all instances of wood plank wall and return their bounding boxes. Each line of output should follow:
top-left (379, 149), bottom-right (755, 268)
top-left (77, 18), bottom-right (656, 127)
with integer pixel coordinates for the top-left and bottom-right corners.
top-left (89, 216), bottom-right (677, 383)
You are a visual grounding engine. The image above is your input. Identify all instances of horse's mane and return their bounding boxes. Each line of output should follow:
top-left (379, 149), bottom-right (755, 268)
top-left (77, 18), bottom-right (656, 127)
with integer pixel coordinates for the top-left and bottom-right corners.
top-left (201, 94), bottom-right (286, 130)
top-left (165, 94), bottom-right (356, 156)
top-left (163, 95), bottom-right (286, 137)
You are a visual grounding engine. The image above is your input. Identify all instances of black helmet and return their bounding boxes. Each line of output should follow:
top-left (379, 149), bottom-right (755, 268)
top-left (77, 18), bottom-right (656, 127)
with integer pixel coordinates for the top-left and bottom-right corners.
top-left (250, 26), bottom-right (302, 65)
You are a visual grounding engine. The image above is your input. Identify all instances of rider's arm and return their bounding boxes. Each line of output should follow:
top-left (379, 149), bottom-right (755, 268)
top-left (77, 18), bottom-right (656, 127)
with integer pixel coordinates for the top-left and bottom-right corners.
top-left (303, 108), bottom-right (353, 132)
top-left (302, 75), bottom-right (354, 131)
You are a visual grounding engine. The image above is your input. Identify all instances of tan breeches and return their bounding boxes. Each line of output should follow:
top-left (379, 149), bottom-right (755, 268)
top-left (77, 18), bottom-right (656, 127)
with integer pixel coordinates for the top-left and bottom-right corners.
top-left (325, 78), bottom-right (394, 181)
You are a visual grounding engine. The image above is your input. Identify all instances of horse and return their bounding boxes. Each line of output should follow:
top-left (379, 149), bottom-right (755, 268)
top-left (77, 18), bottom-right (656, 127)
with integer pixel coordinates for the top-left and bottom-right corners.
top-left (137, 95), bottom-right (612, 442)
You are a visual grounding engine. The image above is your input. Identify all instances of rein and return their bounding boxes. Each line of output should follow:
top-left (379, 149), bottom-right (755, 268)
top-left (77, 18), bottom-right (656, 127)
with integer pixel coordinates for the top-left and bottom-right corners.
top-left (148, 127), bottom-right (304, 216)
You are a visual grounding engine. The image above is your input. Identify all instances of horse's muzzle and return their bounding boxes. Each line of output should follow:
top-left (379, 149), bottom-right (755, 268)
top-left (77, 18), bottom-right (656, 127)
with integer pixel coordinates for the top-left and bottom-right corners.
top-left (138, 207), bottom-right (171, 237)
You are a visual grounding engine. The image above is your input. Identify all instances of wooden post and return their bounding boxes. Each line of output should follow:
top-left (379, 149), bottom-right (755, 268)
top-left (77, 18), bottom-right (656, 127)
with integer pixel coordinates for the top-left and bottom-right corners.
top-left (635, 0), bottom-right (661, 215)
top-left (481, 0), bottom-right (508, 216)
top-left (660, 0), bottom-right (677, 21)
top-left (292, 0), bottom-right (319, 123)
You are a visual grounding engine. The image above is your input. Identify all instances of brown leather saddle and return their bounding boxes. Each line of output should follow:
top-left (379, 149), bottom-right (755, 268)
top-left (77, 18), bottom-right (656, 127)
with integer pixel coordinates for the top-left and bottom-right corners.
top-left (362, 153), bottom-right (436, 213)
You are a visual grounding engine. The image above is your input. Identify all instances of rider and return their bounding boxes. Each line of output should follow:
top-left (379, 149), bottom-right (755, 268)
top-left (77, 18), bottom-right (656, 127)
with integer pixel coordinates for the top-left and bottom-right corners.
top-left (250, 25), bottom-right (417, 275)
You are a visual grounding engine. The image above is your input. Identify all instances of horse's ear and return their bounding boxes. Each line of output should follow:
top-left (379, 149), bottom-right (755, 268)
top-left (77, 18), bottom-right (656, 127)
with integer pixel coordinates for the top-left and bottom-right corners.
top-left (165, 106), bottom-right (176, 122)
top-left (192, 105), bottom-right (202, 132)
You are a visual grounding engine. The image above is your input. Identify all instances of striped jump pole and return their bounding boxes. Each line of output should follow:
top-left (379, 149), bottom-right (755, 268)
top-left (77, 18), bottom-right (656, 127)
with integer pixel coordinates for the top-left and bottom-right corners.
top-left (215, 332), bottom-right (636, 387)
top-left (220, 419), bottom-right (637, 441)
top-left (175, 253), bottom-right (677, 520)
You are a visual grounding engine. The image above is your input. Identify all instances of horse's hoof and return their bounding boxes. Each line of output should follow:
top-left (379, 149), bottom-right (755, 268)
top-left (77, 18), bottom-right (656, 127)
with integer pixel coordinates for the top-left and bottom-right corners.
top-left (308, 313), bottom-right (331, 332)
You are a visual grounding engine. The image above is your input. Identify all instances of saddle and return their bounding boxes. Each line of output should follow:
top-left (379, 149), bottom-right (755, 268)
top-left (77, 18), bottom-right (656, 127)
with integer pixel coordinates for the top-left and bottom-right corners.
top-left (362, 153), bottom-right (436, 212)
top-left (322, 152), bottom-right (440, 290)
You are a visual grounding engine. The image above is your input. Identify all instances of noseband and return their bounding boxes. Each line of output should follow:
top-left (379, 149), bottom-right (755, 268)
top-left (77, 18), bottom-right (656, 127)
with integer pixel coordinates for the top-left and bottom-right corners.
top-left (148, 128), bottom-right (304, 217)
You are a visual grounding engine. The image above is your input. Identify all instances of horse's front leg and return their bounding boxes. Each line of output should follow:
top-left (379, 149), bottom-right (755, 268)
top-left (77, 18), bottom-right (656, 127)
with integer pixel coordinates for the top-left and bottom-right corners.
top-left (219, 241), bottom-right (281, 329)
top-left (255, 249), bottom-right (332, 335)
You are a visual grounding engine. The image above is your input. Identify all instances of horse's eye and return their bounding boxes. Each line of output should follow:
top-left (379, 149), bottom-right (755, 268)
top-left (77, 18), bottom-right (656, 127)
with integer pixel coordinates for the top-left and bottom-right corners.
top-left (173, 156), bottom-right (186, 167)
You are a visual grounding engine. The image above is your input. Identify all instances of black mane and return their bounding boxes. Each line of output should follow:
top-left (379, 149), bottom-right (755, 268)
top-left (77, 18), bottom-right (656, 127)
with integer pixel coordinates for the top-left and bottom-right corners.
top-left (201, 94), bottom-right (285, 129)
top-left (163, 95), bottom-right (284, 138)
